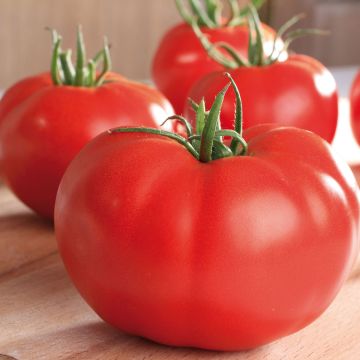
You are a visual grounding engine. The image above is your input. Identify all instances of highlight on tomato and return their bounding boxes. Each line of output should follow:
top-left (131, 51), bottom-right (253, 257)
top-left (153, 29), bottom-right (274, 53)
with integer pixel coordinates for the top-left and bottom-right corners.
top-left (152, 0), bottom-right (283, 113)
top-left (185, 5), bottom-right (338, 143)
top-left (55, 73), bottom-right (359, 351)
top-left (0, 27), bottom-right (174, 219)
top-left (350, 70), bottom-right (360, 144)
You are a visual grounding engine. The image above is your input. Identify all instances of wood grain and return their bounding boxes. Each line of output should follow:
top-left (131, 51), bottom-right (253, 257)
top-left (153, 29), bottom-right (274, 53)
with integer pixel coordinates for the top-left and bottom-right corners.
top-left (0, 185), bottom-right (360, 359)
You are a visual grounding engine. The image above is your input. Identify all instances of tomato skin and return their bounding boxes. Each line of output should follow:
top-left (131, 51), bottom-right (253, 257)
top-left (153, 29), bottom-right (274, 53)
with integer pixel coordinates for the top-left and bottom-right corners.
top-left (0, 73), bottom-right (52, 120)
top-left (0, 73), bottom-right (174, 219)
top-left (350, 71), bottom-right (360, 144)
top-left (55, 125), bottom-right (359, 351)
top-left (186, 55), bottom-right (338, 143)
top-left (152, 22), bottom-right (279, 114)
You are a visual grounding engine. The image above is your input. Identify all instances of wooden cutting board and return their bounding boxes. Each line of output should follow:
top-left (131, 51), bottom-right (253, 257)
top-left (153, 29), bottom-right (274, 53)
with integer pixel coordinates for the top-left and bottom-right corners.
top-left (1, 184), bottom-right (360, 360)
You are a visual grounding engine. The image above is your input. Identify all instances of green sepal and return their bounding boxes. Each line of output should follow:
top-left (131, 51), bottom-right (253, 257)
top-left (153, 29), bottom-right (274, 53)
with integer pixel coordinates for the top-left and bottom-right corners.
top-left (110, 73), bottom-right (248, 163)
top-left (199, 83), bottom-right (230, 162)
top-left (49, 26), bottom-right (113, 87)
top-left (196, 98), bottom-right (207, 135)
top-left (192, 3), bottom-right (329, 68)
top-left (175, 0), bottom-right (265, 28)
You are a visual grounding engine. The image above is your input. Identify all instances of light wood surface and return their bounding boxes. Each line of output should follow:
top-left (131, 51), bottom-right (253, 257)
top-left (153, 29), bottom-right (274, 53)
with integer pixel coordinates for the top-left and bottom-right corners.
top-left (0, 184), bottom-right (360, 359)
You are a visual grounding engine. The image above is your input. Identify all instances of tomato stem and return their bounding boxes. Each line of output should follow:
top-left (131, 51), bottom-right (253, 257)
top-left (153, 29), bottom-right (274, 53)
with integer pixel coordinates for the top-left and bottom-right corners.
top-left (49, 26), bottom-right (112, 87)
top-left (199, 83), bottom-right (229, 162)
top-left (268, 13), bottom-right (305, 61)
top-left (109, 127), bottom-right (200, 160)
top-left (59, 50), bottom-right (75, 85)
top-left (227, 0), bottom-right (241, 26)
top-left (162, 115), bottom-right (194, 138)
top-left (87, 60), bottom-right (96, 86)
top-left (189, 0), bottom-right (217, 28)
top-left (94, 37), bottom-right (111, 86)
top-left (205, 0), bottom-right (222, 25)
top-left (48, 29), bottom-right (62, 86)
top-left (248, 4), bottom-right (265, 66)
top-left (74, 25), bottom-right (86, 86)
top-left (191, 20), bottom-right (242, 68)
top-left (110, 73), bottom-right (248, 163)
top-left (196, 98), bottom-right (206, 135)
top-left (225, 74), bottom-right (247, 155)
top-left (215, 42), bottom-right (249, 67)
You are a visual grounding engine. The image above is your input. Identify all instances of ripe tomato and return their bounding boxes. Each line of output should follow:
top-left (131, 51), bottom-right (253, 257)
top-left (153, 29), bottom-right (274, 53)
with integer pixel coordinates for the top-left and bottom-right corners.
top-left (152, 3), bottom-right (279, 113)
top-left (0, 31), bottom-right (174, 219)
top-left (186, 54), bottom-right (338, 142)
top-left (350, 70), bottom-right (360, 144)
top-left (55, 77), bottom-right (359, 351)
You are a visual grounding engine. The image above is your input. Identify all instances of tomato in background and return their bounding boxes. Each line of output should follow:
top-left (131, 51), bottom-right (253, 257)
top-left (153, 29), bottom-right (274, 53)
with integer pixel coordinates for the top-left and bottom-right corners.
top-left (152, 0), bottom-right (281, 113)
top-left (0, 29), bottom-right (173, 219)
top-left (185, 7), bottom-right (338, 143)
top-left (187, 54), bottom-right (338, 142)
top-left (55, 77), bottom-right (359, 351)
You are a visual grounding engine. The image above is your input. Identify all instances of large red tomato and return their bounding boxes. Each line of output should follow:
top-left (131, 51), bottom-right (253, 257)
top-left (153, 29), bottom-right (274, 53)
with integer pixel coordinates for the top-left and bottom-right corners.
top-left (186, 54), bottom-right (338, 142)
top-left (152, 1), bottom-right (279, 113)
top-left (55, 78), bottom-right (359, 351)
top-left (0, 31), bottom-right (173, 219)
top-left (350, 70), bottom-right (360, 144)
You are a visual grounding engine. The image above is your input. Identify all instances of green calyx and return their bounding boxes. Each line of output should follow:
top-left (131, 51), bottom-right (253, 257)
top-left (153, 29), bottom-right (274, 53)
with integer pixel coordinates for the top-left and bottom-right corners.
top-left (48, 26), bottom-right (112, 87)
top-left (192, 4), bottom-right (328, 68)
top-left (110, 73), bottom-right (247, 163)
top-left (175, 0), bottom-right (265, 28)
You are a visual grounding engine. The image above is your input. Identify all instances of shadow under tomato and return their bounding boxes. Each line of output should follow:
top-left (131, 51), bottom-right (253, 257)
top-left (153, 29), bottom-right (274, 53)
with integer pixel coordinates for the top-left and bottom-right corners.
top-left (0, 211), bottom-right (52, 229)
top-left (0, 355), bottom-right (18, 360)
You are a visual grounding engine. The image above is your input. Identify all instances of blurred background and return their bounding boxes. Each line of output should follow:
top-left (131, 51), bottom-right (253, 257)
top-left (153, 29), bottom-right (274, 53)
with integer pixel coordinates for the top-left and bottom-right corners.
top-left (0, 0), bottom-right (359, 88)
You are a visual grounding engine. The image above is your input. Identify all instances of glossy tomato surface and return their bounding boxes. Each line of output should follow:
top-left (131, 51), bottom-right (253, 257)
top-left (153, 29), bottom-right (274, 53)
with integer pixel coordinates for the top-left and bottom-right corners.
top-left (55, 124), bottom-right (359, 351)
top-left (186, 55), bottom-right (338, 143)
top-left (152, 22), bottom-right (279, 113)
top-left (0, 72), bottom-right (174, 219)
top-left (350, 70), bottom-right (360, 144)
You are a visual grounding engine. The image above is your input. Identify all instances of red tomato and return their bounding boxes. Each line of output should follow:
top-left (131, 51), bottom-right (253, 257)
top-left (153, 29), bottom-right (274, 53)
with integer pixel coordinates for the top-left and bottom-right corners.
top-left (152, 22), bottom-right (279, 113)
top-left (55, 124), bottom-right (359, 351)
top-left (350, 70), bottom-right (360, 144)
top-left (186, 54), bottom-right (338, 142)
top-left (0, 72), bottom-right (173, 218)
